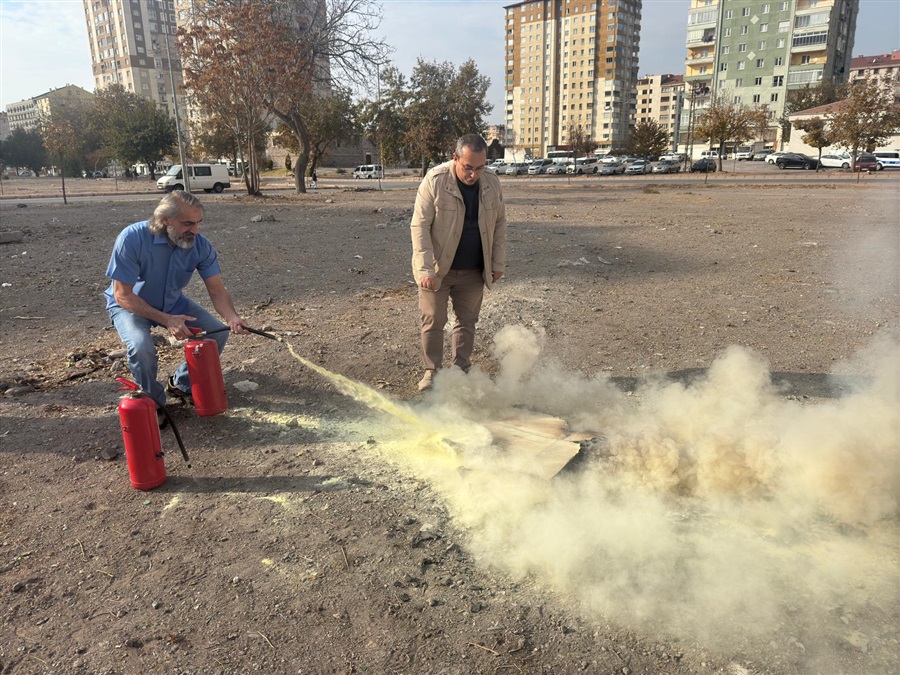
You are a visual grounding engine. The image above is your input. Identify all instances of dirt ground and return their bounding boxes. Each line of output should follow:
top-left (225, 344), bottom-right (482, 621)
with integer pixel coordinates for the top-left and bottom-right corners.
top-left (1, 175), bottom-right (898, 675)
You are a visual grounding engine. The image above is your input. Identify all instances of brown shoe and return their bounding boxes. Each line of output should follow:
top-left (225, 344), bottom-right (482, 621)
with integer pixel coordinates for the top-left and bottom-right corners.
top-left (417, 370), bottom-right (435, 392)
top-left (166, 377), bottom-right (193, 406)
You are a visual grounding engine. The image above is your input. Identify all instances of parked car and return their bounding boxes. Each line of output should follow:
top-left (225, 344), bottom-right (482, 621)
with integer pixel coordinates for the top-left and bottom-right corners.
top-left (765, 152), bottom-right (787, 164)
top-left (505, 162), bottom-right (530, 176)
top-left (700, 150), bottom-right (728, 160)
top-left (658, 152), bottom-right (686, 162)
top-left (652, 159), bottom-right (681, 174)
top-left (527, 158), bottom-right (553, 175)
top-left (567, 156), bottom-right (600, 175)
top-left (751, 150), bottom-right (773, 161)
top-left (818, 153), bottom-right (852, 169)
top-left (690, 158), bottom-right (717, 173)
top-left (624, 159), bottom-right (652, 175)
top-left (598, 160), bottom-right (626, 175)
top-left (774, 153), bottom-right (818, 170)
top-left (855, 154), bottom-right (879, 171)
top-left (546, 162), bottom-right (569, 175)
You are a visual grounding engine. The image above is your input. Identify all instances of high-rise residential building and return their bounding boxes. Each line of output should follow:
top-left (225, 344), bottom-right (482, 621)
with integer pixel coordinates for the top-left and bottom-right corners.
top-left (5, 85), bottom-right (95, 133)
top-left (82, 0), bottom-right (184, 121)
top-left (0, 112), bottom-right (10, 141)
top-left (679, 0), bottom-right (858, 153)
top-left (635, 74), bottom-right (684, 150)
top-left (503, 0), bottom-right (641, 157)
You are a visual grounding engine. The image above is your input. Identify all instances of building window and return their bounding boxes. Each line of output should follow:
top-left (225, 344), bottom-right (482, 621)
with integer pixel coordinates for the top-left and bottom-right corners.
top-left (758, 40), bottom-right (767, 49)
top-left (760, 23), bottom-right (768, 32)
top-left (724, 9), bottom-right (733, 18)
top-left (736, 78), bottom-right (744, 87)
top-left (772, 75), bottom-right (784, 86)
top-left (741, 25), bottom-right (749, 34)
top-left (720, 63), bottom-right (728, 71)
top-left (738, 61), bottom-right (745, 70)
top-left (776, 38), bottom-right (785, 48)
top-left (777, 20), bottom-right (789, 32)
top-left (754, 76), bottom-right (763, 85)
top-left (762, 3), bottom-right (770, 13)
top-left (721, 45), bottom-right (730, 54)
top-left (742, 7), bottom-right (750, 16)
top-left (733, 95), bottom-right (742, 103)
top-left (753, 94), bottom-right (761, 103)
top-left (774, 56), bottom-right (783, 65)
top-left (801, 55), bottom-right (811, 64)
top-left (770, 93), bottom-right (779, 102)
top-left (738, 43), bottom-right (747, 52)
top-left (756, 58), bottom-right (764, 68)
top-left (724, 27), bottom-right (732, 37)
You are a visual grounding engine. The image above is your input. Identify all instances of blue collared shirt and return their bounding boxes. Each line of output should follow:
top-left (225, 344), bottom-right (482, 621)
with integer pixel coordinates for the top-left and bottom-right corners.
top-left (103, 220), bottom-right (221, 318)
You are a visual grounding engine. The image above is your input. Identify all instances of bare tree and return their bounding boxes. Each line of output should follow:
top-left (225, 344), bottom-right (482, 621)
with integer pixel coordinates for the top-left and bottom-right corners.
top-left (568, 125), bottom-right (596, 159)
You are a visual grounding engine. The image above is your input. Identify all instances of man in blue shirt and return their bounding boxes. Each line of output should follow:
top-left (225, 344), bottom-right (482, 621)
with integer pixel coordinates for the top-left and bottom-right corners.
top-left (104, 191), bottom-right (248, 414)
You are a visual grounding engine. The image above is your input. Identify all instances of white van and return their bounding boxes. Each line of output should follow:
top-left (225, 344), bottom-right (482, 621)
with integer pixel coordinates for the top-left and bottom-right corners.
top-left (872, 150), bottom-right (900, 170)
top-left (353, 164), bottom-right (384, 179)
top-left (700, 150), bottom-right (728, 160)
top-left (157, 164), bottom-right (231, 193)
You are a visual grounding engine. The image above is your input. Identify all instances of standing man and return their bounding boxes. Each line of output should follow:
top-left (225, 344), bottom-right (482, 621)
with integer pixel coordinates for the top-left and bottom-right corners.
top-left (104, 191), bottom-right (249, 417)
top-left (410, 134), bottom-right (507, 391)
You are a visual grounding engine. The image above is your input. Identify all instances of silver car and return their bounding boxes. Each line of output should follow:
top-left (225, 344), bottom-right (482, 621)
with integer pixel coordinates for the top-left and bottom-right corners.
top-left (505, 162), bottom-right (529, 176)
top-left (599, 161), bottom-right (626, 175)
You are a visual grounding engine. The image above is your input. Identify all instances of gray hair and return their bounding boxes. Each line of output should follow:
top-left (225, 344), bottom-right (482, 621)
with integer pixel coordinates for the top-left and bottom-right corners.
top-left (455, 134), bottom-right (488, 157)
top-left (148, 191), bottom-right (204, 235)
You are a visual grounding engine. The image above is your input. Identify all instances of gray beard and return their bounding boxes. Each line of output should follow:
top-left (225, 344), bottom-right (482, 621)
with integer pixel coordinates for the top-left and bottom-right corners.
top-left (167, 225), bottom-right (196, 249)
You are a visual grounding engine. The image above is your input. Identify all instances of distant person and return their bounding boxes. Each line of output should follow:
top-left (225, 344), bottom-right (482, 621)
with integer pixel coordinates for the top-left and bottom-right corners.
top-left (310, 170), bottom-right (318, 188)
top-left (104, 191), bottom-right (249, 421)
top-left (410, 134), bottom-right (507, 391)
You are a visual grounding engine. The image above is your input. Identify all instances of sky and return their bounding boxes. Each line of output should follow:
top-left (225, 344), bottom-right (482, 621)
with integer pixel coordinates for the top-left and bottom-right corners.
top-left (1, 0), bottom-right (897, 124)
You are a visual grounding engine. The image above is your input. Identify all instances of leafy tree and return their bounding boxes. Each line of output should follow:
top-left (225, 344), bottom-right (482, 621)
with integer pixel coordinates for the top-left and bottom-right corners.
top-left (357, 66), bottom-right (411, 166)
top-left (191, 122), bottom-right (240, 166)
top-left (180, 6), bottom-right (273, 194)
top-left (42, 100), bottom-right (96, 203)
top-left (405, 58), bottom-right (492, 175)
top-left (273, 88), bottom-right (358, 175)
top-left (1, 128), bottom-right (47, 177)
top-left (626, 119), bottom-right (669, 159)
top-left (827, 79), bottom-right (900, 170)
top-left (794, 117), bottom-right (832, 171)
top-left (95, 85), bottom-right (176, 180)
top-left (694, 93), bottom-right (769, 170)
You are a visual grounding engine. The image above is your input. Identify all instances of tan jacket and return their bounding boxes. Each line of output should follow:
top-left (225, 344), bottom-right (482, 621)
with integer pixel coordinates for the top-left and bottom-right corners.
top-left (410, 160), bottom-right (507, 291)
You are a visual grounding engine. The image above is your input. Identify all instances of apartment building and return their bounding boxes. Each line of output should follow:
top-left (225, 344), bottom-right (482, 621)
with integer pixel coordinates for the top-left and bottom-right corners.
top-left (0, 112), bottom-right (9, 141)
top-left (848, 50), bottom-right (900, 103)
top-left (82, 0), bottom-right (184, 121)
top-left (5, 85), bottom-right (95, 133)
top-left (635, 74), bottom-right (684, 149)
top-left (680, 0), bottom-right (858, 152)
top-left (503, 0), bottom-right (641, 157)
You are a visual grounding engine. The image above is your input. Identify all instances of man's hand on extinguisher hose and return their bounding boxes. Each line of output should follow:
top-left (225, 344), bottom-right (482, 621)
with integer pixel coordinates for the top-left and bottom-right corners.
top-left (165, 314), bottom-right (198, 340)
top-left (227, 316), bottom-right (250, 335)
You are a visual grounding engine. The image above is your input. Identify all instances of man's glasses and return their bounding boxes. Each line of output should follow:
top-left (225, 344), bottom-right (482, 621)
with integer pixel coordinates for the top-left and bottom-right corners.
top-left (460, 164), bottom-right (486, 174)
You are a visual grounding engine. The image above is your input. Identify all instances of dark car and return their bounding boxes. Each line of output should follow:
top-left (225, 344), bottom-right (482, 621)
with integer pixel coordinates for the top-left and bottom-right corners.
top-left (855, 154), bottom-right (879, 171)
top-left (775, 153), bottom-right (818, 170)
top-left (689, 158), bottom-right (717, 173)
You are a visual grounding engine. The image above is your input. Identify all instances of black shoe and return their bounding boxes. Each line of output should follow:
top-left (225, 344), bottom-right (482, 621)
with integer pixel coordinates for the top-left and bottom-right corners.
top-left (166, 377), bottom-right (193, 406)
top-left (157, 406), bottom-right (169, 430)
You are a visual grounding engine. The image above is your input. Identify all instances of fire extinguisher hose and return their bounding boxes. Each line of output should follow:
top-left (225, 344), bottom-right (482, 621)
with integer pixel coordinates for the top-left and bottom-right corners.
top-left (158, 406), bottom-right (191, 468)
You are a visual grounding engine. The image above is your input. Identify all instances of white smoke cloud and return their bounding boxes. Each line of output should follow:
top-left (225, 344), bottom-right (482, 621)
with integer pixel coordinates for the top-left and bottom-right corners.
top-left (364, 326), bottom-right (899, 670)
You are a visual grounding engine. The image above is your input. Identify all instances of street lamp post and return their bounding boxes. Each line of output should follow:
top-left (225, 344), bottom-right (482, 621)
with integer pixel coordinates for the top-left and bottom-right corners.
top-left (162, 29), bottom-right (190, 193)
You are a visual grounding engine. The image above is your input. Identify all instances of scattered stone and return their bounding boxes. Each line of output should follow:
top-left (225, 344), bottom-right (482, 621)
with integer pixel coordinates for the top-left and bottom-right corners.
top-left (152, 601), bottom-right (161, 610)
top-left (98, 448), bottom-right (119, 462)
top-left (232, 380), bottom-right (259, 393)
top-left (324, 198), bottom-right (334, 204)
top-left (0, 231), bottom-right (25, 244)
top-left (250, 214), bottom-right (276, 222)
top-left (5, 385), bottom-right (34, 397)
top-left (124, 637), bottom-right (143, 649)
top-left (108, 349), bottom-right (127, 359)
top-left (16, 203), bottom-right (27, 208)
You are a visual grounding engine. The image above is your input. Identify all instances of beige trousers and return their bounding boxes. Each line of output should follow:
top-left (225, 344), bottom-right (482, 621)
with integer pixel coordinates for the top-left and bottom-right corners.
top-left (418, 268), bottom-right (485, 371)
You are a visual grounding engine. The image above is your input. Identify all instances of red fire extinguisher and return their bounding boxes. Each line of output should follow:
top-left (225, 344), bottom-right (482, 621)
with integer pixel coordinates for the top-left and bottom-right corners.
top-left (185, 328), bottom-right (227, 416)
top-left (116, 378), bottom-right (167, 490)
top-left (116, 378), bottom-right (191, 491)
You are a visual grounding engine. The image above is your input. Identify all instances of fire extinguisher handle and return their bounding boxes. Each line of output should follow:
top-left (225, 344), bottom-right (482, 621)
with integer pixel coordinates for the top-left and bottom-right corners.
top-left (116, 377), bottom-right (140, 392)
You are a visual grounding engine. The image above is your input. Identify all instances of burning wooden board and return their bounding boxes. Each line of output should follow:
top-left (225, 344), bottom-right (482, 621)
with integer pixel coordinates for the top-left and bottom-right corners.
top-left (483, 410), bottom-right (598, 479)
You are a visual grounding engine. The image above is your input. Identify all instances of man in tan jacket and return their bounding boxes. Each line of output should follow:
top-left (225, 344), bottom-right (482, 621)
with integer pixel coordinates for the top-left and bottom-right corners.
top-left (410, 134), bottom-right (507, 391)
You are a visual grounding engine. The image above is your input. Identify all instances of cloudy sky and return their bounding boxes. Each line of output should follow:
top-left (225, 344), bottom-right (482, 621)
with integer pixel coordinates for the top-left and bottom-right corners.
top-left (1, 0), bottom-right (897, 123)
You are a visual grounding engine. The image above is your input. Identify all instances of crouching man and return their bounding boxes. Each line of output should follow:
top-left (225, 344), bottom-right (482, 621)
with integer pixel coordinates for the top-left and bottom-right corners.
top-left (104, 191), bottom-right (248, 417)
